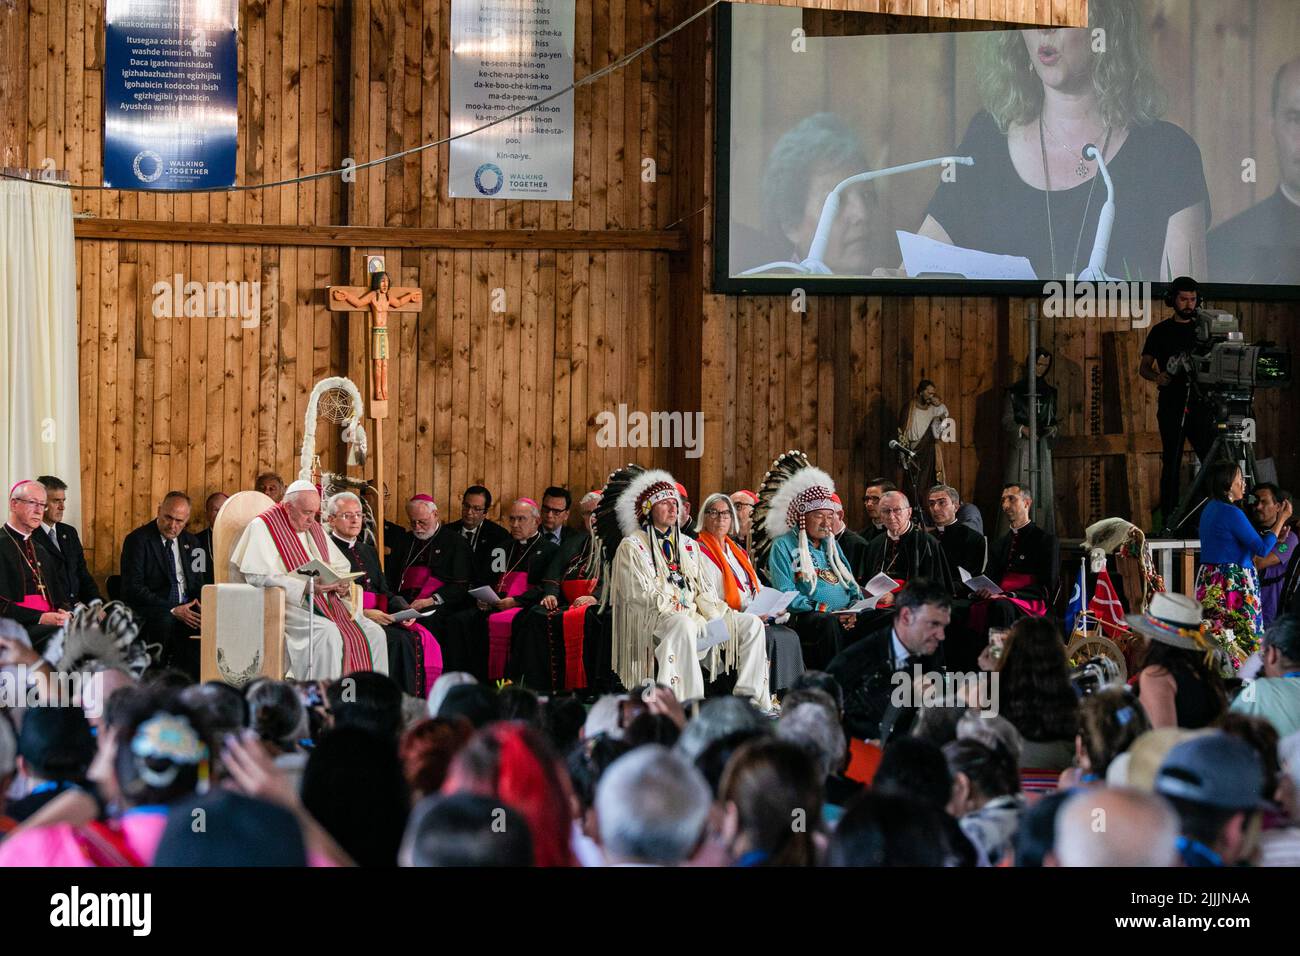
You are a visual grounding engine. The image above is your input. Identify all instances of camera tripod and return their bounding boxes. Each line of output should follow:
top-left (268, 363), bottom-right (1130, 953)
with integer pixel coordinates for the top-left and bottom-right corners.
top-left (1163, 392), bottom-right (1259, 535)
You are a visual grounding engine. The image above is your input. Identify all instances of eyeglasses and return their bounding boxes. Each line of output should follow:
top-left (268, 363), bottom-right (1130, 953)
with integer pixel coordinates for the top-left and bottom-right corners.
top-left (704, 510), bottom-right (730, 518)
top-left (334, 511), bottom-right (362, 520)
top-left (880, 507), bottom-right (908, 516)
top-left (13, 498), bottom-right (48, 510)
top-left (462, 504), bottom-right (487, 514)
top-left (540, 505), bottom-right (568, 515)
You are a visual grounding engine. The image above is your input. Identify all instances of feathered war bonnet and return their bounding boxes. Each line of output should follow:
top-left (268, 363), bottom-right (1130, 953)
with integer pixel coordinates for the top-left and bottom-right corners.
top-left (593, 465), bottom-right (681, 566)
top-left (752, 451), bottom-right (854, 587)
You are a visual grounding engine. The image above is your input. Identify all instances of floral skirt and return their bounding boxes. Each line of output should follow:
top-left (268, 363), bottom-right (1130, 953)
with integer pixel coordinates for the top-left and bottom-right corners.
top-left (1195, 562), bottom-right (1263, 671)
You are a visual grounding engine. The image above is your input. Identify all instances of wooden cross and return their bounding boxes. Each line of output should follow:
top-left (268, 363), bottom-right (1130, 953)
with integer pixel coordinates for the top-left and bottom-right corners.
top-left (326, 269), bottom-right (423, 564)
top-left (326, 272), bottom-right (423, 415)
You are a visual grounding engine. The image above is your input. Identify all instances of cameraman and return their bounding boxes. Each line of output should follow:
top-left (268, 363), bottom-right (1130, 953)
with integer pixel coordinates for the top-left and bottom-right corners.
top-left (1139, 276), bottom-right (1215, 528)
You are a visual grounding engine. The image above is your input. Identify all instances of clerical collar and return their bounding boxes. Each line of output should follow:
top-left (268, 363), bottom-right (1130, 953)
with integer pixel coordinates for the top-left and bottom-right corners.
top-left (1282, 182), bottom-right (1300, 208)
top-left (1009, 518), bottom-right (1032, 532)
top-left (887, 522), bottom-right (912, 542)
top-left (935, 517), bottom-right (956, 529)
top-left (5, 522), bottom-right (31, 541)
top-left (334, 533), bottom-right (357, 547)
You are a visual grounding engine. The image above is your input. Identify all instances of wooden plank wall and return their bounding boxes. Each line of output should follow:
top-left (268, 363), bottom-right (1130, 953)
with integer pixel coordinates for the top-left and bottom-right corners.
top-left (2, 0), bottom-right (683, 579)
top-left (671, 0), bottom-right (1300, 535)
top-left (19, 0), bottom-right (1287, 584)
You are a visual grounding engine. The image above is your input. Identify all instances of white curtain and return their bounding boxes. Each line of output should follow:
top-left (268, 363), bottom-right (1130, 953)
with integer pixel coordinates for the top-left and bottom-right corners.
top-left (0, 179), bottom-right (82, 531)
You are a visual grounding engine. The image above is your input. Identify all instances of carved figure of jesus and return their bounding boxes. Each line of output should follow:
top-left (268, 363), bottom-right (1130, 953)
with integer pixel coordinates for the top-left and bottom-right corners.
top-left (328, 272), bottom-right (422, 401)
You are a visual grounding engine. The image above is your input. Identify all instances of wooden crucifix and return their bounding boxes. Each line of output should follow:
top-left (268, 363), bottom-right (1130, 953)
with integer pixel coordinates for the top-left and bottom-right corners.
top-left (327, 270), bottom-right (423, 409)
top-left (327, 265), bottom-right (423, 564)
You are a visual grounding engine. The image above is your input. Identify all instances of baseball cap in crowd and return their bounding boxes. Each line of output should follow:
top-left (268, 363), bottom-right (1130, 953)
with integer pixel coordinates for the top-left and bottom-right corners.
top-left (1155, 733), bottom-right (1271, 811)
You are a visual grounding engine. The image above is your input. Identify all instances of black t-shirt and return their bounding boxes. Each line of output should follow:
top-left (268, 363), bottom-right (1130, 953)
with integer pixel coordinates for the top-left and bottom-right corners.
top-left (1141, 316), bottom-right (1200, 404)
top-left (925, 111), bottom-right (1210, 280)
top-left (1207, 189), bottom-right (1300, 285)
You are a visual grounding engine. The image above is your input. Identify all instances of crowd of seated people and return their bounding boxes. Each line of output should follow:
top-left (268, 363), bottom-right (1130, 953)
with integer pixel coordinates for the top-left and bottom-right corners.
top-left (2, 458), bottom-right (1298, 866)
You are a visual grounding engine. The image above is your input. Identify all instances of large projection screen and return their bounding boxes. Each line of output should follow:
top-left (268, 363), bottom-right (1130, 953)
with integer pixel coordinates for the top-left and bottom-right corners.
top-left (714, 0), bottom-right (1300, 298)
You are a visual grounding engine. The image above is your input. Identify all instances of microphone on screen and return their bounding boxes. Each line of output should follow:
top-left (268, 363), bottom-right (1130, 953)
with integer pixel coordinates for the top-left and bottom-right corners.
top-left (1077, 143), bottom-right (1116, 282)
top-left (738, 155), bottom-right (976, 276)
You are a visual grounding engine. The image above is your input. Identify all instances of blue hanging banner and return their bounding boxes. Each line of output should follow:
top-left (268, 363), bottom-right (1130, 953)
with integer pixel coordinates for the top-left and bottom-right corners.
top-left (103, 0), bottom-right (239, 191)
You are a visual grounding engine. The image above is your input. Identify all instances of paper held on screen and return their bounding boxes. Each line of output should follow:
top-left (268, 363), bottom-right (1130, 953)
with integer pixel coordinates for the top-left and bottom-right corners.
top-left (699, 615), bottom-right (732, 652)
top-left (745, 587), bottom-right (800, 619)
top-left (845, 572), bottom-right (901, 612)
top-left (293, 559), bottom-right (365, 586)
top-left (897, 230), bottom-right (1037, 281)
top-left (959, 566), bottom-right (1003, 594)
top-left (469, 586), bottom-right (503, 605)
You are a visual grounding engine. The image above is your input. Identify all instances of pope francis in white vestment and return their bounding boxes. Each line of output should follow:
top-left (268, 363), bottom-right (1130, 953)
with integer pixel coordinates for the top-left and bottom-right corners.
top-left (229, 482), bottom-right (387, 680)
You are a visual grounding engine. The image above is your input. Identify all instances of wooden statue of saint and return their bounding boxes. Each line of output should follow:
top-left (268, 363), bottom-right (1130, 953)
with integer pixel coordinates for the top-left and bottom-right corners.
top-left (328, 272), bottom-right (422, 403)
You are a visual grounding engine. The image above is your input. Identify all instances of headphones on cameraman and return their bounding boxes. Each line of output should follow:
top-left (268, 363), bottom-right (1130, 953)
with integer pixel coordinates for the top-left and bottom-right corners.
top-left (1164, 276), bottom-right (1201, 309)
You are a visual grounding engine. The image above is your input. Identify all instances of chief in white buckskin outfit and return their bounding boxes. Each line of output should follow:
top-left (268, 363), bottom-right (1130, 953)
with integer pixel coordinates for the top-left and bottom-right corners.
top-left (601, 467), bottom-right (770, 712)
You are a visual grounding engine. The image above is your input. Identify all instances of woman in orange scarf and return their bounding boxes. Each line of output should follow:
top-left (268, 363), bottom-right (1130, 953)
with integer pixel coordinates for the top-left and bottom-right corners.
top-left (695, 493), bottom-right (806, 695)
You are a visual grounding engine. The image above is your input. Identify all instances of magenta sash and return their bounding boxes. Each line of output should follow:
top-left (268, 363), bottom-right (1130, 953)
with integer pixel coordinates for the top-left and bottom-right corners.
top-left (969, 570), bottom-right (1049, 635)
top-left (412, 622), bottom-right (442, 694)
top-left (998, 571), bottom-right (1048, 617)
top-left (399, 565), bottom-right (445, 600)
top-left (559, 579), bottom-right (597, 689)
top-left (16, 593), bottom-right (52, 612)
top-left (487, 571), bottom-right (529, 681)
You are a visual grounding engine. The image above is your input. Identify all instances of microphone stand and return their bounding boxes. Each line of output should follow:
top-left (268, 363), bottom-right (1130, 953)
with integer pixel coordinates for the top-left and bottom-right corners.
top-left (739, 155), bottom-right (976, 275)
top-left (1077, 143), bottom-right (1116, 282)
top-left (891, 439), bottom-right (927, 528)
top-left (301, 569), bottom-right (319, 679)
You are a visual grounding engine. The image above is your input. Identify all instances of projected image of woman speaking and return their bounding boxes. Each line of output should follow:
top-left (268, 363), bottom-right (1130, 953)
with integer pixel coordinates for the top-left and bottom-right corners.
top-left (913, 0), bottom-right (1209, 281)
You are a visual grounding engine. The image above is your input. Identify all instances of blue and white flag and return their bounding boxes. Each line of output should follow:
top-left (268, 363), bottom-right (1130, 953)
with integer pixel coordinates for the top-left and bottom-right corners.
top-left (1064, 564), bottom-right (1087, 635)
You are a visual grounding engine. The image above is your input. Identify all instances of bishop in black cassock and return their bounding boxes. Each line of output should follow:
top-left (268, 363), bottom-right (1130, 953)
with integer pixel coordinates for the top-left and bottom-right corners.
top-left (968, 486), bottom-right (1061, 640)
top-left (384, 503), bottom-right (473, 617)
top-left (860, 524), bottom-right (952, 592)
top-left (1, 520), bottom-right (72, 647)
top-left (982, 522), bottom-right (1059, 617)
top-left (434, 501), bottom-right (557, 682)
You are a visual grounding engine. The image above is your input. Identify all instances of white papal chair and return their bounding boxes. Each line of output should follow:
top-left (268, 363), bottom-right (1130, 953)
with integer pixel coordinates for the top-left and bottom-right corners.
top-left (199, 490), bottom-right (286, 686)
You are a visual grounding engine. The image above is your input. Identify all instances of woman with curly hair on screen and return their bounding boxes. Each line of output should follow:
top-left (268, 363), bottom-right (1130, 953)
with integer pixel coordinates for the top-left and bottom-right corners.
top-left (917, 0), bottom-right (1208, 281)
